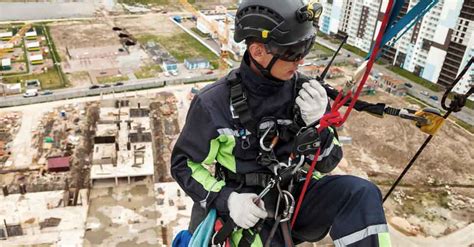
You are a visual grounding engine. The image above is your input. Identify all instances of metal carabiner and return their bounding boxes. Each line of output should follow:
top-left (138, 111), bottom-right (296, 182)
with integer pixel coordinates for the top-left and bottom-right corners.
top-left (280, 190), bottom-right (295, 223)
top-left (291, 155), bottom-right (306, 175)
top-left (441, 57), bottom-right (473, 112)
top-left (255, 178), bottom-right (276, 202)
top-left (259, 127), bottom-right (279, 152)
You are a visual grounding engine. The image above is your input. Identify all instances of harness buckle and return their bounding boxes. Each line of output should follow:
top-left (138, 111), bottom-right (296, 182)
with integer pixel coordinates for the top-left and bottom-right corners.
top-left (230, 84), bottom-right (247, 111)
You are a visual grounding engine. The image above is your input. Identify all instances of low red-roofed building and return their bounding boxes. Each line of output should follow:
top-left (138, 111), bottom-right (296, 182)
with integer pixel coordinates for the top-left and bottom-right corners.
top-left (47, 156), bottom-right (70, 172)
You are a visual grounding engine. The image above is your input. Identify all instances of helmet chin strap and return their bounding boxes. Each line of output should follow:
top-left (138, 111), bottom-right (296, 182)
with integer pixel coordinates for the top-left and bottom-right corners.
top-left (249, 53), bottom-right (283, 82)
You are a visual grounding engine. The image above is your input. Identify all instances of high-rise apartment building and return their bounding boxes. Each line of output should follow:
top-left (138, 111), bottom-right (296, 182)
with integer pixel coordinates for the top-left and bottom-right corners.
top-left (319, 0), bottom-right (473, 97)
top-left (320, 0), bottom-right (390, 53)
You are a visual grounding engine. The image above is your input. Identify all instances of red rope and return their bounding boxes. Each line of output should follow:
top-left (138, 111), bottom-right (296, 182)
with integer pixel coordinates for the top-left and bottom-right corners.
top-left (291, 0), bottom-right (396, 228)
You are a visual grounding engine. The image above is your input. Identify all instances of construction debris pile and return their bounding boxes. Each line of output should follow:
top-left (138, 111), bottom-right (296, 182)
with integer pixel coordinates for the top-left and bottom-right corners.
top-left (33, 104), bottom-right (84, 167)
top-left (150, 92), bottom-right (180, 182)
top-left (69, 101), bottom-right (100, 189)
top-left (0, 102), bottom-right (99, 195)
top-left (0, 112), bottom-right (21, 168)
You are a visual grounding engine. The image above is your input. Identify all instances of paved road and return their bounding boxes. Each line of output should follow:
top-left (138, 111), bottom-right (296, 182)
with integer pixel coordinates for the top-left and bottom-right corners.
top-left (0, 74), bottom-right (218, 108)
top-left (316, 39), bottom-right (474, 125)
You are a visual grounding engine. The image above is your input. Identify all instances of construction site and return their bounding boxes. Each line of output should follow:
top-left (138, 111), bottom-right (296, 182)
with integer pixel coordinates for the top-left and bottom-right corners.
top-left (0, 0), bottom-right (473, 246)
top-left (0, 62), bottom-right (472, 246)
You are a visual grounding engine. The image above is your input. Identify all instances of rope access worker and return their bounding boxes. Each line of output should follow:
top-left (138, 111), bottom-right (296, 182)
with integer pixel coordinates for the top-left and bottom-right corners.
top-left (171, 0), bottom-right (392, 246)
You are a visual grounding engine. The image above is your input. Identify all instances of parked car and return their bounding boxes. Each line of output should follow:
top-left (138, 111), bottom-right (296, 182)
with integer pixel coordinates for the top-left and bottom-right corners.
top-left (41, 90), bottom-right (53, 95)
top-left (205, 70), bottom-right (214, 75)
top-left (404, 82), bottom-right (413, 88)
top-left (114, 82), bottom-right (124, 86)
top-left (420, 90), bottom-right (429, 96)
top-left (23, 88), bottom-right (38, 98)
top-left (89, 85), bottom-right (100, 90)
top-left (429, 95), bottom-right (439, 101)
top-left (101, 84), bottom-right (111, 88)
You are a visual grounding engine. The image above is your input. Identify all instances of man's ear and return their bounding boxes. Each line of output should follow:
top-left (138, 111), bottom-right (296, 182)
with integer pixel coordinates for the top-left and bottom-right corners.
top-left (248, 43), bottom-right (265, 60)
top-left (248, 43), bottom-right (267, 64)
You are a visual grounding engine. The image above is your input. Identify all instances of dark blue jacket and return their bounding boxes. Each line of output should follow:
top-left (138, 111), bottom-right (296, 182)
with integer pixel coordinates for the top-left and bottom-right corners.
top-left (171, 54), bottom-right (342, 218)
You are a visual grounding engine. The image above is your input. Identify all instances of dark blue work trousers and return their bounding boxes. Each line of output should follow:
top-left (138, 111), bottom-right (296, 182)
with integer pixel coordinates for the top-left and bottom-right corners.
top-left (261, 175), bottom-right (390, 247)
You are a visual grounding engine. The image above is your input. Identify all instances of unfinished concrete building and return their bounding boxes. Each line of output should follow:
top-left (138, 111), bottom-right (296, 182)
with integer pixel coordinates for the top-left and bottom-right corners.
top-left (90, 98), bottom-right (154, 185)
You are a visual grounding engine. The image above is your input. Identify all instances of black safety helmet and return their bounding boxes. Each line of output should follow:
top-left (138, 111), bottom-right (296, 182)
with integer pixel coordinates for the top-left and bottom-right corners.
top-left (235, 0), bottom-right (322, 62)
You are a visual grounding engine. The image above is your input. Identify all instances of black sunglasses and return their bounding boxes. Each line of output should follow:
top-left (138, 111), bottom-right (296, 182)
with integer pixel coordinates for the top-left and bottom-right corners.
top-left (265, 35), bottom-right (316, 62)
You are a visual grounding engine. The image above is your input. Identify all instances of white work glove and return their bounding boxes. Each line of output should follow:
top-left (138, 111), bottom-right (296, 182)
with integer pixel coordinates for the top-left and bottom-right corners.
top-left (228, 192), bottom-right (267, 229)
top-left (296, 79), bottom-right (329, 126)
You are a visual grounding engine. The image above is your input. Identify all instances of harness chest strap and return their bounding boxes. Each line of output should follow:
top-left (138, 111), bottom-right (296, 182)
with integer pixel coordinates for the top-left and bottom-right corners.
top-left (228, 69), bottom-right (305, 143)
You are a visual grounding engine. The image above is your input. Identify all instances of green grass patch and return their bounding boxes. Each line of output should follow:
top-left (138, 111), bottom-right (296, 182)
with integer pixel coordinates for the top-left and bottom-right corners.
top-left (134, 64), bottom-right (162, 79)
top-left (136, 34), bottom-right (157, 46)
top-left (343, 44), bottom-right (368, 57)
top-left (43, 25), bottom-right (61, 63)
top-left (43, 24), bottom-right (68, 87)
top-left (2, 66), bottom-right (63, 90)
top-left (118, 0), bottom-right (168, 5)
top-left (137, 33), bottom-right (219, 68)
top-left (404, 96), bottom-right (427, 108)
top-left (191, 27), bottom-right (208, 38)
top-left (451, 116), bottom-right (474, 134)
top-left (312, 42), bottom-right (333, 56)
top-left (317, 31), bottom-right (339, 44)
top-left (387, 65), bottom-right (442, 92)
top-left (20, 38), bottom-right (30, 74)
top-left (97, 75), bottom-right (129, 84)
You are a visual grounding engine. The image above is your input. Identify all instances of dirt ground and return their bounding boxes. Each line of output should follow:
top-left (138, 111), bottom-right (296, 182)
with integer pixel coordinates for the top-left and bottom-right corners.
top-left (66, 71), bottom-right (92, 87)
top-left (48, 14), bottom-right (178, 86)
top-left (318, 65), bottom-right (474, 239)
top-left (49, 21), bottom-right (120, 52)
top-left (338, 91), bottom-right (474, 237)
top-left (113, 14), bottom-right (180, 38)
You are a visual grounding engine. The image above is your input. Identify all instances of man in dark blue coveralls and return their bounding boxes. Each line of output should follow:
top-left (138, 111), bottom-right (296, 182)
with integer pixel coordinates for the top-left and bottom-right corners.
top-left (171, 0), bottom-right (392, 246)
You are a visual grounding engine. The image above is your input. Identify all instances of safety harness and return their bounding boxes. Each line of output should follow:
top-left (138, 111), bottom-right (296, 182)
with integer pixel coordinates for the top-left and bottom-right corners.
top-left (211, 68), bottom-right (318, 247)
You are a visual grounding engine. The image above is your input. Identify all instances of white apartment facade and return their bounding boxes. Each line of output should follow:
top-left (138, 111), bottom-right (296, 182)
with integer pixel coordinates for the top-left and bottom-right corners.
top-left (319, 0), bottom-right (473, 97)
top-left (319, 0), bottom-right (390, 53)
